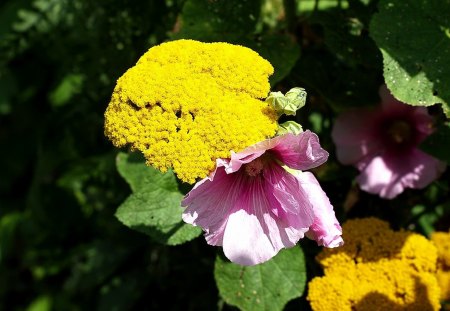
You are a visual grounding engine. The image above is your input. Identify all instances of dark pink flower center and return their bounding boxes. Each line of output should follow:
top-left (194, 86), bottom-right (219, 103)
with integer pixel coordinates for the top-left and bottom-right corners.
top-left (386, 120), bottom-right (413, 144)
top-left (243, 153), bottom-right (272, 177)
top-left (381, 119), bottom-right (417, 152)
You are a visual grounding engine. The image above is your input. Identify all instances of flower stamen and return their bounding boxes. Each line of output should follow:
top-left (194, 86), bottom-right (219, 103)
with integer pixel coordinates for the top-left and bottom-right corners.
top-left (386, 120), bottom-right (413, 145)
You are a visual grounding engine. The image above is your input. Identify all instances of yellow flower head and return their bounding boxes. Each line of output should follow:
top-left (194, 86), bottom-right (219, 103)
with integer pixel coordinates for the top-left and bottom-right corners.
top-left (308, 218), bottom-right (441, 311)
top-left (431, 230), bottom-right (450, 301)
top-left (104, 39), bottom-right (278, 183)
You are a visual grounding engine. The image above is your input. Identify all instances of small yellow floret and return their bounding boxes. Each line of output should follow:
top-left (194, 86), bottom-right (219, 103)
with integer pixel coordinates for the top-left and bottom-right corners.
top-left (431, 231), bottom-right (450, 301)
top-left (308, 218), bottom-right (441, 311)
top-left (104, 39), bottom-right (278, 183)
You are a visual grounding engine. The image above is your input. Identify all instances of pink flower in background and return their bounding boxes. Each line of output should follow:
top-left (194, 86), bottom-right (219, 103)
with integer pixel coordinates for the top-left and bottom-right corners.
top-left (332, 85), bottom-right (446, 199)
top-left (182, 131), bottom-right (343, 266)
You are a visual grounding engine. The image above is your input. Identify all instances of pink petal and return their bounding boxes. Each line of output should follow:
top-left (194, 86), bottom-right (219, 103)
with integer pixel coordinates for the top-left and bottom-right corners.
top-left (271, 131), bottom-right (329, 170)
top-left (399, 149), bottom-right (446, 189)
top-left (356, 150), bottom-right (446, 199)
top-left (182, 161), bottom-right (315, 265)
top-left (331, 109), bottom-right (382, 165)
top-left (222, 173), bottom-right (309, 265)
top-left (226, 131), bottom-right (329, 174)
top-left (182, 168), bottom-right (239, 246)
top-left (380, 85), bottom-right (432, 125)
top-left (379, 85), bottom-right (433, 141)
top-left (411, 108), bottom-right (434, 139)
top-left (379, 84), bottom-right (411, 113)
top-left (225, 136), bottom-right (286, 174)
top-left (222, 208), bottom-right (280, 265)
top-left (356, 155), bottom-right (405, 199)
top-left (379, 84), bottom-right (396, 106)
top-left (294, 171), bottom-right (343, 248)
top-left (182, 131), bottom-right (336, 265)
top-left (264, 163), bottom-right (315, 230)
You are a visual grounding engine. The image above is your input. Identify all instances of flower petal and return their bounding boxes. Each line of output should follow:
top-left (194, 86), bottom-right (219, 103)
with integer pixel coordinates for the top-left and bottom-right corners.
top-left (271, 131), bottom-right (329, 170)
top-left (331, 109), bottom-right (382, 165)
top-left (183, 131), bottom-right (336, 265)
top-left (222, 209), bottom-right (279, 266)
top-left (182, 167), bottom-right (241, 246)
top-left (398, 149), bottom-right (446, 189)
top-left (225, 136), bottom-right (285, 174)
top-left (294, 172), bottom-right (343, 248)
top-left (264, 163), bottom-right (315, 230)
top-left (356, 155), bottom-right (404, 199)
top-left (222, 176), bottom-right (308, 266)
top-left (356, 150), bottom-right (446, 199)
top-left (183, 162), bottom-right (314, 265)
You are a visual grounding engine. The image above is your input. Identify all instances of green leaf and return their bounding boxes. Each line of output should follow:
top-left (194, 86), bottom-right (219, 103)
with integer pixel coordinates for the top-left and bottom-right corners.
top-left (214, 247), bottom-right (306, 311)
top-left (49, 73), bottom-right (85, 107)
top-left (0, 212), bottom-right (24, 263)
top-left (370, 0), bottom-right (450, 116)
top-left (411, 204), bottom-right (448, 237)
top-left (26, 295), bottom-right (52, 311)
top-left (115, 152), bottom-right (201, 245)
top-left (420, 123), bottom-right (450, 164)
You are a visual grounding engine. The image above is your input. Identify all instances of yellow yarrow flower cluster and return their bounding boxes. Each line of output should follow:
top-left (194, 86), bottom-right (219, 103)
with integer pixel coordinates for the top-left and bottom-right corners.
top-left (104, 39), bottom-right (278, 183)
top-left (307, 218), bottom-right (441, 311)
top-left (431, 231), bottom-right (450, 302)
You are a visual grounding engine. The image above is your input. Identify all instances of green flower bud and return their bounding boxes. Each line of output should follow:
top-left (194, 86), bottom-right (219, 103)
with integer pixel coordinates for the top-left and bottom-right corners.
top-left (266, 87), bottom-right (307, 116)
top-left (285, 87), bottom-right (307, 112)
top-left (277, 121), bottom-right (303, 135)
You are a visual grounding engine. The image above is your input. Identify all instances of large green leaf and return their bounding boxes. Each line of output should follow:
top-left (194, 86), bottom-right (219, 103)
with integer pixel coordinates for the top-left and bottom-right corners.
top-left (370, 0), bottom-right (450, 116)
top-left (115, 152), bottom-right (201, 245)
top-left (214, 247), bottom-right (306, 311)
top-left (420, 123), bottom-right (450, 164)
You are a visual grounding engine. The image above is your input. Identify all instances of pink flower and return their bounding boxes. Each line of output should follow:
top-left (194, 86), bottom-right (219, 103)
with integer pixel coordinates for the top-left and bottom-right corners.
top-left (182, 130), bottom-right (343, 266)
top-left (332, 85), bottom-right (446, 199)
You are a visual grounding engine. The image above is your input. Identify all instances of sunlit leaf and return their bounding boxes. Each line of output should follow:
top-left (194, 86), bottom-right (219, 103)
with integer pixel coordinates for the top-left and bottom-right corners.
top-left (26, 295), bottom-right (52, 311)
top-left (215, 247), bottom-right (306, 311)
top-left (115, 152), bottom-right (201, 245)
top-left (370, 0), bottom-right (450, 116)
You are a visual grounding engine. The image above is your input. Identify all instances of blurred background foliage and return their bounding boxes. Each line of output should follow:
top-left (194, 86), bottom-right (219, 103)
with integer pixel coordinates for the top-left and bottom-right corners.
top-left (0, 0), bottom-right (449, 310)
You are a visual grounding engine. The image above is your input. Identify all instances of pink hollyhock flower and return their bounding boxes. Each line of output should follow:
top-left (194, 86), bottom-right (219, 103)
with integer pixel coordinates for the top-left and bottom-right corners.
top-left (182, 130), bottom-right (343, 266)
top-left (332, 85), bottom-right (446, 199)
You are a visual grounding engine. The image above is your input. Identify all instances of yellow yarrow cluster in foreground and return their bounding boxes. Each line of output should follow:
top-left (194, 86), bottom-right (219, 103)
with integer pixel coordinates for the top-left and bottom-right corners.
top-left (308, 218), bottom-right (441, 311)
top-left (104, 39), bottom-right (278, 183)
top-left (431, 231), bottom-right (450, 302)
